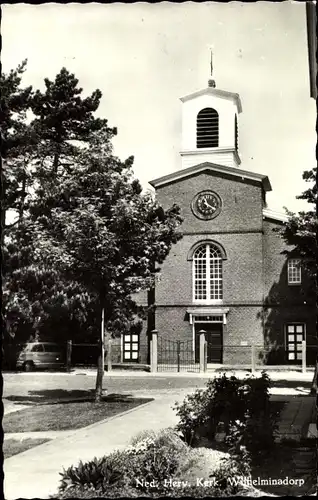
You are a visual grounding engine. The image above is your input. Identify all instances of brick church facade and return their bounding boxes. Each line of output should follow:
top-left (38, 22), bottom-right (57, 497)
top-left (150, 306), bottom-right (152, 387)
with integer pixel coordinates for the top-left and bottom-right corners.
top-left (120, 79), bottom-right (316, 367)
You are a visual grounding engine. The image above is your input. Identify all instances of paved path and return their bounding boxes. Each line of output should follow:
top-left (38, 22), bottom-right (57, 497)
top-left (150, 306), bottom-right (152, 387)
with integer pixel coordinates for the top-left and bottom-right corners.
top-left (272, 395), bottom-right (316, 442)
top-left (4, 392), bottom-right (186, 500)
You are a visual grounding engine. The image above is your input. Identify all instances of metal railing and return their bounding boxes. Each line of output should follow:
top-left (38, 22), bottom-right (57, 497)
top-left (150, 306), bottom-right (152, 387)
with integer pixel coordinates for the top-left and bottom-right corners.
top-left (157, 338), bottom-right (200, 373)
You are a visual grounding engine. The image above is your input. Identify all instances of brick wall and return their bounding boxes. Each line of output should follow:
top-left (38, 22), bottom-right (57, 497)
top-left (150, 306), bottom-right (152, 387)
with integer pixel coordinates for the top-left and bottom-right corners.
top-left (135, 173), bottom-right (315, 367)
top-left (156, 170), bottom-right (264, 234)
top-left (155, 232), bottom-right (264, 305)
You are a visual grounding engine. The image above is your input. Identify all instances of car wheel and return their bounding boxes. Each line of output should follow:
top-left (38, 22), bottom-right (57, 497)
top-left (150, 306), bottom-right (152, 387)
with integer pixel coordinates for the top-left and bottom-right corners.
top-left (24, 361), bottom-right (34, 372)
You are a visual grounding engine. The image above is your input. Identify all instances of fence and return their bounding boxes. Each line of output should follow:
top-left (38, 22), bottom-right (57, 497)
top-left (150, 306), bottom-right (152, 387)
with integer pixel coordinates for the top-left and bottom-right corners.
top-left (2, 340), bottom-right (122, 372)
top-left (149, 331), bottom-right (318, 374)
top-left (210, 342), bottom-right (318, 373)
top-left (66, 341), bottom-right (123, 370)
top-left (3, 338), bottom-right (318, 374)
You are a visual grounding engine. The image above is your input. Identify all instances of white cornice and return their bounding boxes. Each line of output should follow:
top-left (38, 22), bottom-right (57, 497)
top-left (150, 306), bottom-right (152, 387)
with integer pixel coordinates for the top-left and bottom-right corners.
top-left (187, 307), bottom-right (230, 315)
top-left (150, 161), bottom-right (272, 192)
top-left (262, 208), bottom-right (289, 223)
top-left (180, 147), bottom-right (241, 165)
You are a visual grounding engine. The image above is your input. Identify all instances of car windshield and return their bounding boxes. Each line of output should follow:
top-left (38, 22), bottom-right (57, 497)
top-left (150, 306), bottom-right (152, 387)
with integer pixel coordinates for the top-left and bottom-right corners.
top-left (31, 344), bottom-right (44, 352)
top-left (22, 343), bottom-right (39, 352)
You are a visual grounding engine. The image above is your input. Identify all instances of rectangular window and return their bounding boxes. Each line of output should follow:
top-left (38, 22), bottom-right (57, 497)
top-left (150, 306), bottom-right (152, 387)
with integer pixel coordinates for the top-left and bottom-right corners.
top-left (287, 259), bottom-right (301, 284)
top-left (123, 333), bottom-right (139, 363)
top-left (285, 323), bottom-right (305, 363)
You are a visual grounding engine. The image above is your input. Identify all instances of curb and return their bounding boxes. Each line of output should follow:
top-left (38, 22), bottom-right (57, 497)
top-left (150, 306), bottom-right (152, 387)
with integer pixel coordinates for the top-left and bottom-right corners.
top-left (71, 398), bottom-right (156, 434)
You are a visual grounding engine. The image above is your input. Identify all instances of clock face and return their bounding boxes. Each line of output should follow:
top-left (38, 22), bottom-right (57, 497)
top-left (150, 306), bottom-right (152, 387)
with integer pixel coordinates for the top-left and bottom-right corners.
top-left (191, 191), bottom-right (222, 220)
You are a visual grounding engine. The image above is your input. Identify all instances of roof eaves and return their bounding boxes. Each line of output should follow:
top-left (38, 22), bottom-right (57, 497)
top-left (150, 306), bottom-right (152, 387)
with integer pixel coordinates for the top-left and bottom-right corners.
top-left (180, 88), bottom-right (242, 113)
top-left (150, 163), bottom-right (272, 191)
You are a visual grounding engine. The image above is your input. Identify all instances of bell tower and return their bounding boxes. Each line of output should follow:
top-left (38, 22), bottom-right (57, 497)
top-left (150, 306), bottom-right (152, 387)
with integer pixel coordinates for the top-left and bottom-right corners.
top-left (179, 53), bottom-right (242, 170)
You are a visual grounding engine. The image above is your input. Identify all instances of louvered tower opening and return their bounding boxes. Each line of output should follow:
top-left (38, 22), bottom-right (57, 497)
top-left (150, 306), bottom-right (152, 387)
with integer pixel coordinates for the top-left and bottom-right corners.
top-left (235, 114), bottom-right (238, 151)
top-left (196, 108), bottom-right (219, 148)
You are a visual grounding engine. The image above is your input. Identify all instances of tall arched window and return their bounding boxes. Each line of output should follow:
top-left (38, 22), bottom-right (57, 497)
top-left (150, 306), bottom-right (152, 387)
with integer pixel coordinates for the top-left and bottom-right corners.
top-left (193, 243), bottom-right (223, 301)
top-left (196, 108), bottom-right (219, 148)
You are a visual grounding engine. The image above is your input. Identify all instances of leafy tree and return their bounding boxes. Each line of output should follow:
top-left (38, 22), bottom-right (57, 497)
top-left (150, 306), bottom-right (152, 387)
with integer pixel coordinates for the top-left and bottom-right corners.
top-left (5, 125), bottom-right (183, 399)
top-left (278, 168), bottom-right (317, 284)
top-left (3, 66), bottom-right (183, 398)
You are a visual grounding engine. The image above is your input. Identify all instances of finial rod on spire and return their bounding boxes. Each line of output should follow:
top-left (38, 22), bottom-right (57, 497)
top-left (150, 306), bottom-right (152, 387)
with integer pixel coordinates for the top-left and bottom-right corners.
top-left (208, 47), bottom-right (216, 88)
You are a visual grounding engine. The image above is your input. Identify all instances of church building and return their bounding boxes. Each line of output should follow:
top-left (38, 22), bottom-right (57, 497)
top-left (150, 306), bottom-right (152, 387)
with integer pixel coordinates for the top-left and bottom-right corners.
top-left (122, 75), bottom-right (316, 368)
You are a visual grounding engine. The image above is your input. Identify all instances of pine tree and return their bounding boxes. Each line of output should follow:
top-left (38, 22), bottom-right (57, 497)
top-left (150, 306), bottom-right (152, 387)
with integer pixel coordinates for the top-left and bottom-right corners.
top-left (1, 60), bottom-right (34, 242)
top-left (30, 67), bottom-right (113, 180)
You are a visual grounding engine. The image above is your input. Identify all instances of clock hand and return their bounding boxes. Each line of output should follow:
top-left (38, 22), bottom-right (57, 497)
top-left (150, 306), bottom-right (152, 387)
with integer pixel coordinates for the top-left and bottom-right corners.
top-left (205, 200), bottom-right (215, 210)
top-left (203, 198), bottom-right (211, 208)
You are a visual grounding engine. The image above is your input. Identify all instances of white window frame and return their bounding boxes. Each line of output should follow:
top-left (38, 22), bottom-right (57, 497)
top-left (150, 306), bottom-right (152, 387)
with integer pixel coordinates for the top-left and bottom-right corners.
top-left (193, 243), bottom-right (223, 304)
top-left (285, 323), bottom-right (306, 363)
top-left (287, 259), bottom-right (301, 285)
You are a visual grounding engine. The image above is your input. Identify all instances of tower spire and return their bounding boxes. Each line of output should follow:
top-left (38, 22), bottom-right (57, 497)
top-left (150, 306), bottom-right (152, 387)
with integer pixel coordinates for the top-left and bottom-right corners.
top-left (208, 48), bottom-right (216, 88)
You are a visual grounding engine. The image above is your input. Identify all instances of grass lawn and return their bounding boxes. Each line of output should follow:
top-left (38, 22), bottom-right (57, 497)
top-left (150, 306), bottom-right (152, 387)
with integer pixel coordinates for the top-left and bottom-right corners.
top-left (3, 396), bottom-right (152, 433)
top-left (4, 438), bottom-right (51, 459)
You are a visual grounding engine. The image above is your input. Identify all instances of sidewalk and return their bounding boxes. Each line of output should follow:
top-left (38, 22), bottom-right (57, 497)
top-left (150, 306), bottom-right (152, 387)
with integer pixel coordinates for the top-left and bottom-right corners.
top-left (71, 368), bottom-right (315, 379)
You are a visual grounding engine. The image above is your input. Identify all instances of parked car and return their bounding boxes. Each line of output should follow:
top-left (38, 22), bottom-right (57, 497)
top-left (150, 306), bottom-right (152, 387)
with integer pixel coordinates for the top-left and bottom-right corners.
top-left (16, 342), bottom-right (65, 371)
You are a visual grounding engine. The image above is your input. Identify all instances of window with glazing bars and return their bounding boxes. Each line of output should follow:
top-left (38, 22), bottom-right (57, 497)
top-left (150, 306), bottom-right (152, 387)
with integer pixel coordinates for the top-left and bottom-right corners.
top-left (194, 244), bottom-right (223, 301)
top-left (287, 259), bottom-right (301, 284)
top-left (196, 108), bottom-right (219, 148)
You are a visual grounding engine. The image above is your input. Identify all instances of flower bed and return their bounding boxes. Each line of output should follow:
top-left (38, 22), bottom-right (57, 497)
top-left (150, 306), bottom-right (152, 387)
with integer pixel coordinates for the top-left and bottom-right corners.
top-left (58, 428), bottom-right (255, 498)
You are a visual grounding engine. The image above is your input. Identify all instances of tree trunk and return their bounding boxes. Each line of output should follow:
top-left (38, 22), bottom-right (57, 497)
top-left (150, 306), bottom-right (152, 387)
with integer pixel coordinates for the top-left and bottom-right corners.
top-left (52, 152), bottom-right (59, 175)
top-left (95, 306), bottom-right (105, 402)
top-left (310, 361), bottom-right (317, 395)
top-left (18, 170), bottom-right (27, 223)
top-left (1, 167), bottom-right (6, 251)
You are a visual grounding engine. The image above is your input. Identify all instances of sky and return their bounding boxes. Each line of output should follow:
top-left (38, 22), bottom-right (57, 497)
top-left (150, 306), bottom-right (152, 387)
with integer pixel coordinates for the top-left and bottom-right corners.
top-left (2, 1), bottom-right (316, 213)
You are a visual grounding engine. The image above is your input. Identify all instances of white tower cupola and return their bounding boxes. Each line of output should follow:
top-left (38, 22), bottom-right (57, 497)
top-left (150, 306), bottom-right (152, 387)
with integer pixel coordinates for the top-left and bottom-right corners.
top-left (179, 74), bottom-right (242, 170)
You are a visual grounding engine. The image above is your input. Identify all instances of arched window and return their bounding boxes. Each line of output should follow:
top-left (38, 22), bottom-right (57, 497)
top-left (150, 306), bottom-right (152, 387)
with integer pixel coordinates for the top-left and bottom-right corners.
top-left (196, 108), bottom-right (219, 148)
top-left (193, 243), bottom-right (223, 301)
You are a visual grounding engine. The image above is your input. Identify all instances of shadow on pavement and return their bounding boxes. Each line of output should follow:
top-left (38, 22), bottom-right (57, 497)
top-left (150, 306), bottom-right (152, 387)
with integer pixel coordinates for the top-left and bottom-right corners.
top-left (271, 379), bottom-right (311, 389)
top-left (5, 390), bottom-right (136, 404)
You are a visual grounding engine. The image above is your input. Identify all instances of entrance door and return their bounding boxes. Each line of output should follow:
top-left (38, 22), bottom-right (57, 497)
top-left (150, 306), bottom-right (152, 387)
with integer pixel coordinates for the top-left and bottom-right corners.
top-left (286, 324), bottom-right (305, 363)
top-left (123, 333), bottom-right (139, 362)
top-left (195, 323), bottom-right (223, 363)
